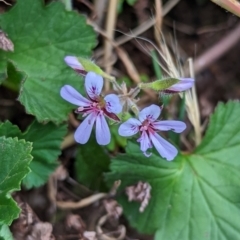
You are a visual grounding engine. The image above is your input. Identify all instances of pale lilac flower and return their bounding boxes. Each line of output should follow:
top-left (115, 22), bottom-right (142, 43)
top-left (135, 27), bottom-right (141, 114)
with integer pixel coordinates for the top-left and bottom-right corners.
top-left (163, 78), bottom-right (194, 94)
top-left (118, 104), bottom-right (186, 160)
top-left (60, 72), bottom-right (122, 145)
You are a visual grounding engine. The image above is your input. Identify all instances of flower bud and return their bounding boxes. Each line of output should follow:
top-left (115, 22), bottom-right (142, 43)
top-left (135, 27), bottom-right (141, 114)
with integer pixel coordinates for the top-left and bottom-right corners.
top-left (166, 78), bottom-right (194, 92)
top-left (64, 56), bottom-right (115, 81)
top-left (138, 78), bottom-right (180, 91)
top-left (138, 77), bottom-right (194, 93)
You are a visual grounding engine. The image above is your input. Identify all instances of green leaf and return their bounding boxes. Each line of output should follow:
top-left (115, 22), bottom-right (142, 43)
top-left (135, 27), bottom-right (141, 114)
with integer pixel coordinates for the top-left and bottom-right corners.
top-left (0, 0), bottom-right (96, 122)
top-left (126, 0), bottom-right (138, 5)
top-left (75, 135), bottom-right (110, 191)
top-left (151, 50), bottom-right (162, 80)
top-left (0, 61), bottom-right (7, 85)
top-left (2, 62), bottom-right (24, 91)
top-left (106, 101), bottom-right (240, 239)
top-left (0, 224), bottom-right (13, 240)
top-left (0, 121), bottom-right (22, 137)
top-left (0, 120), bottom-right (67, 189)
top-left (22, 121), bottom-right (67, 189)
top-left (0, 137), bottom-right (32, 225)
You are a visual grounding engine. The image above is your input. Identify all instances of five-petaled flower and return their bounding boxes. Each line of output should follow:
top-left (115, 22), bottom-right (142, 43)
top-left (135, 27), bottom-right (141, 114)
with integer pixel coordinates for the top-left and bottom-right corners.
top-left (118, 104), bottom-right (186, 160)
top-left (60, 72), bottom-right (122, 145)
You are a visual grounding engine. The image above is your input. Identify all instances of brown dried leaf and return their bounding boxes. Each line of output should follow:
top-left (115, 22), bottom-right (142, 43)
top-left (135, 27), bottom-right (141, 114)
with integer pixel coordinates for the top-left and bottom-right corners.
top-left (0, 30), bottom-right (14, 51)
top-left (83, 231), bottom-right (97, 240)
top-left (66, 214), bottom-right (86, 232)
top-left (103, 199), bottom-right (123, 219)
top-left (27, 222), bottom-right (54, 240)
top-left (125, 181), bottom-right (151, 212)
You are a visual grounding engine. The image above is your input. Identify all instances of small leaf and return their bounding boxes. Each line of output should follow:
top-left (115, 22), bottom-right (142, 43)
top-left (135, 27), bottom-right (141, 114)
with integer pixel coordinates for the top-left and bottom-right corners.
top-left (0, 120), bottom-right (67, 189)
top-left (0, 120), bottom-right (22, 137)
top-left (0, 224), bottom-right (13, 240)
top-left (0, 137), bottom-right (32, 225)
top-left (22, 121), bottom-right (67, 189)
top-left (75, 135), bottom-right (110, 191)
top-left (0, 61), bottom-right (7, 85)
top-left (106, 101), bottom-right (240, 239)
top-left (126, 0), bottom-right (138, 5)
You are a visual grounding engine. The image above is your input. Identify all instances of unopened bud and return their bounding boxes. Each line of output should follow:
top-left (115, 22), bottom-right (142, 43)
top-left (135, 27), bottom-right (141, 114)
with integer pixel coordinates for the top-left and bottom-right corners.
top-left (64, 56), bottom-right (115, 81)
top-left (139, 77), bottom-right (194, 93)
top-left (138, 78), bottom-right (180, 91)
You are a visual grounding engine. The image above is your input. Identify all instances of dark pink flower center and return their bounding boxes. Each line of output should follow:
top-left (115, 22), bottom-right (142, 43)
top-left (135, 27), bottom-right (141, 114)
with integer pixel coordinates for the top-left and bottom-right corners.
top-left (139, 117), bottom-right (157, 134)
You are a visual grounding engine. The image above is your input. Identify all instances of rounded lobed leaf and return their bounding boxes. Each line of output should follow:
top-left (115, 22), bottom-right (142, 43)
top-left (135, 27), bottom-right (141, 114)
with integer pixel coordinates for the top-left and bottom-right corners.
top-left (106, 101), bottom-right (240, 240)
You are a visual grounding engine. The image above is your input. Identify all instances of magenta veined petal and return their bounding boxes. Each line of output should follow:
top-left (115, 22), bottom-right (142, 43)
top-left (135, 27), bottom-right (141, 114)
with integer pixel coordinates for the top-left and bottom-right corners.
top-left (118, 118), bottom-right (141, 137)
top-left (64, 56), bottom-right (83, 70)
top-left (139, 104), bottom-right (161, 123)
top-left (74, 112), bottom-right (97, 144)
top-left (95, 113), bottom-right (111, 145)
top-left (60, 85), bottom-right (91, 106)
top-left (167, 78), bottom-right (194, 92)
top-left (149, 132), bottom-right (178, 161)
top-left (85, 72), bottom-right (103, 100)
top-left (137, 131), bottom-right (152, 157)
top-left (153, 120), bottom-right (186, 133)
top-left (104, 94), bottom-right (122, 114)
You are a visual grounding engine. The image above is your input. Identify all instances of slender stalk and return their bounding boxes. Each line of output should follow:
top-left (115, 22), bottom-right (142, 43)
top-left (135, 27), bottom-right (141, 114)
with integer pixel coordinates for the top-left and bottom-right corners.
top-left (189, 59), bottom-right (201, 146)
top-left (104, 0), bottom-right (118, 91)
top-left (211, 0), bottom-right (240, 17)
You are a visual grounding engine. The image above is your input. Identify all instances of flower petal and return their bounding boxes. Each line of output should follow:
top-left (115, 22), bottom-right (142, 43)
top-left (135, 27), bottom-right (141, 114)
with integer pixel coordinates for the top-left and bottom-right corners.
top-left (139, 104), bottom-right (161, 122)
top-left (64, 56), bottom-right (84, 70)
top-left (137, 131), bottom-right (152, 157)
top-left (149, 132), bottom-right (178, 161)
top-left (152, 120), bottom-right (186, 133)
top-left (103, 109), bottom-right (120, 122)
top-left (85, 72), bottom-right (103, 100)
top-left (96, 113), bottom-right (111, 145)
top-left (74, 112), bottom-right (97, 144)
top-left (60, 85), bottom-right (91, 106)
top-left (167, 78), bottom-right (194, 92)
top-left (118, 118), bottom-right (141, 137)
top-left (104, 94), bottom-right (122, 114)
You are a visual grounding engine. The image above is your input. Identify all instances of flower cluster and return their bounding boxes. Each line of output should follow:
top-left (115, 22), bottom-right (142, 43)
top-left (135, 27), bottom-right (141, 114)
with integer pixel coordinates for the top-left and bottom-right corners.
top-left (61, 56), bottom-right (194, 161)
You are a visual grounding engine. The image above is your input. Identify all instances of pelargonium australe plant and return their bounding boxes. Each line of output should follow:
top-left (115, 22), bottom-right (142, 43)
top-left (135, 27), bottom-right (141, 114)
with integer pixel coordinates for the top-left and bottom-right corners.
top-left (61, 56), bottom-right (194, 161)
top-left (1, 1), bottom-right (240, 239)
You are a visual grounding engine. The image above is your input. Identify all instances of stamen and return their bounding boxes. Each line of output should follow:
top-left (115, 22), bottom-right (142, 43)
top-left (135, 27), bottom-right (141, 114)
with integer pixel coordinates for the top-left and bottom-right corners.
top-left (77, 106), bottom-right (84, 112)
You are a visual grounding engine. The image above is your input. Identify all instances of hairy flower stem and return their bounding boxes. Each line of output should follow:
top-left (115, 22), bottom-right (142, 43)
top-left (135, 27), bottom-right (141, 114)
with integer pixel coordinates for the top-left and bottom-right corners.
top-left (109, 77), bottom-right (123, 92)
top-left (129, 100), bottom-right (140, 116)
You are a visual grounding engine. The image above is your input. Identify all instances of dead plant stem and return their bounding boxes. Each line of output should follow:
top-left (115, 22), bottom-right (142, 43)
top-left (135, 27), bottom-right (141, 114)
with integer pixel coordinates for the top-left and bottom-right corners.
top-left (104, 0), bottom-right (118, 91)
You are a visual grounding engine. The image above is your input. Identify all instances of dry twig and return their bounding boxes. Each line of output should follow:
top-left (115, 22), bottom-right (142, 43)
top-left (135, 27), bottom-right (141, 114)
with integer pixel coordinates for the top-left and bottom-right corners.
top-left (104, 0), bottom-right (118, 91)
top-left (154, 0), bottom-right (163, 48)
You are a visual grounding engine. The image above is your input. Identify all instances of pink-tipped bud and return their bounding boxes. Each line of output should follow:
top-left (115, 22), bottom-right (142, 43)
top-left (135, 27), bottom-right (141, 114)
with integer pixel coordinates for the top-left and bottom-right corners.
top-left (167, 78), bottom-right (194, 92)
top-left (64, 56), bottom-right (115, 81)
top-left (64, 56), bottom-right (86, 75)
